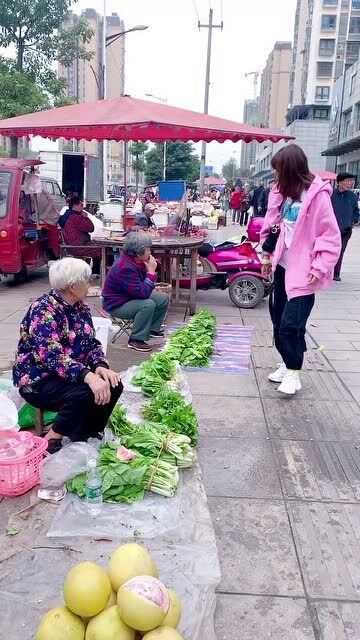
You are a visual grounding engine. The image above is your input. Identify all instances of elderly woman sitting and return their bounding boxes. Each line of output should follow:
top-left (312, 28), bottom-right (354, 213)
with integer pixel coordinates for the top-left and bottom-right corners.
top-left (102, 231), bottom-right (170, 353)
top-left (12, 257), bottom-right (122, 453)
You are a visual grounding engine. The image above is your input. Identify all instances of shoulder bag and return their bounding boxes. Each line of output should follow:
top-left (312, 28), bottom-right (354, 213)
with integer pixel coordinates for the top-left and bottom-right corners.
top-left (261, 199), bottom-right (286, 254)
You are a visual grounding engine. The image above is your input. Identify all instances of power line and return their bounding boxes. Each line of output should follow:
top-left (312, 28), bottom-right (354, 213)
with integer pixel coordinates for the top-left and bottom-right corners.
top-left (192, 0), bottom-right (200, 22)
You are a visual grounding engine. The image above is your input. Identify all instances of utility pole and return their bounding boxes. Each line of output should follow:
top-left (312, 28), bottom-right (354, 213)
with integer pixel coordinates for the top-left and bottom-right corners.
top-left (198, 8), bottom-right (223, 196)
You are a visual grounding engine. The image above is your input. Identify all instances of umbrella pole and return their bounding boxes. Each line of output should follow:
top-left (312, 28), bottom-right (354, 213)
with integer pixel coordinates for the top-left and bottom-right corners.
top-left (123, 141), bottom-right (128, 221)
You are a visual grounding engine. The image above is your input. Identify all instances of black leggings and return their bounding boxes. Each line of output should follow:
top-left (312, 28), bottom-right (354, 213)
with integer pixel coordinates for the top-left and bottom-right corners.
top-left (270, 266), bottom-right (315, 370)
top-left (20, 375), bottom-right (123, 441)
top-left (240, 209), bottom-right (249, 226)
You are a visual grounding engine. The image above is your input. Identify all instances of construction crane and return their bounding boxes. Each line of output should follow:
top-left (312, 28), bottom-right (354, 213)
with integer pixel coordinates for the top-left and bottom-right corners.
top-left (245, 71), bottom-right (260, 99)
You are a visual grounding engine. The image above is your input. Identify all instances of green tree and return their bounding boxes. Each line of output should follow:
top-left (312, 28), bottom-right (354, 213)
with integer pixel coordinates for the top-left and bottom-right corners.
top-left (222, 157), bottom-right (240, 183)
top-left (129, 142), bottom-right (148, 194)
top-left (0, 1), bottom-right (94, 156)
top-left (145, 142), bottom-right (200, 184)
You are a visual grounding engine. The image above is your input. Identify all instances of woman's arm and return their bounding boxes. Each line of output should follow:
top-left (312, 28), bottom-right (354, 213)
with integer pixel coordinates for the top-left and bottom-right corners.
top-left (259, 188), bottom-right (284, 247)
top-left (310, 192), bottom-right (342, 280)
top-left (72, 213), bottom-right (95, 233)
top-left (121, 262), bottom-right (156, 300)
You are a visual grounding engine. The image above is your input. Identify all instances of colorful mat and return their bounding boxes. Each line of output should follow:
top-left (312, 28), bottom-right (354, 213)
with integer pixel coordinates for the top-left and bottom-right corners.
top-left (169, 323), bottom-right (254, 374)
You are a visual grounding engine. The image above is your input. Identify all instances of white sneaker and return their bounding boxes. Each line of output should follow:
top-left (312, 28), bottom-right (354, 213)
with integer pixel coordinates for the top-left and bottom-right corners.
top-left (268, 363), bottom-right (287, 383)
top-left (277, 370), bottom-right (301, 395)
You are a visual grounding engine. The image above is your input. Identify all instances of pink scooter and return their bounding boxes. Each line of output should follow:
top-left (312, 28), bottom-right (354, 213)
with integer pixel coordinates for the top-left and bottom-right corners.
top-left (177, 217), bottom-right (271, 308)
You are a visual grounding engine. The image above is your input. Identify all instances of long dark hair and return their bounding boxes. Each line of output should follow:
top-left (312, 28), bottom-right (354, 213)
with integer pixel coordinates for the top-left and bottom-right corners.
top-left (271, 144), bottom-right (314, 201)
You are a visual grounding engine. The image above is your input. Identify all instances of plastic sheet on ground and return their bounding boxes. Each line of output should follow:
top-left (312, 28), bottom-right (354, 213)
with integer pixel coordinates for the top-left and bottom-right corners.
top-left (121, 363), bottom-right (192, 404)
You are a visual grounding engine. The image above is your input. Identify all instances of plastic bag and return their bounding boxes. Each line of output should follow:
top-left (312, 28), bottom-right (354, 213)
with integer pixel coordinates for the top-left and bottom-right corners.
top-left (23, 172), bottom-right (42, 195)
top-left (0, 393), bottom-right (19, 431)
top-left (131, 198), bottom-right (143, 214)
top-left (121, 363), bottom-right (192, 403)
top-left (0, 379), bottom-right (25, 411)
top-left (40, 441), bottom-right (99, 487)
top-left (18, 403), bottom-right (57, 430)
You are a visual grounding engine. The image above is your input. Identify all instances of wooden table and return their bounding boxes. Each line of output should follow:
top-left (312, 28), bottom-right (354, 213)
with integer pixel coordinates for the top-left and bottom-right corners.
top-left (95, 235), bottom-right (205, 315)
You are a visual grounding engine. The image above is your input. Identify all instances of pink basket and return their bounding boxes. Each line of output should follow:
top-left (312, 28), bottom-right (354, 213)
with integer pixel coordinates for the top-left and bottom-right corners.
top-left (0, 430), bottom-right (48, 497)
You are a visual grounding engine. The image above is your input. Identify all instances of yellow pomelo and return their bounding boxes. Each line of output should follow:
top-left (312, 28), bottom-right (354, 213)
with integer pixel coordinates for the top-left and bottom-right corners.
top-left (159, 590), bottom-right (182, 629)
top-left (64, 562), bottom-right (111, 617)
top-left (36, 606), bottom-right (85, 640)
top-left (142, 628), bottom-right (184, 640)
top-left (108, 543), bottom-right (158, 591)
top-left (85, 606), bottom-right (135, 640)
top-left (117, 576), bottom-right (169, 632)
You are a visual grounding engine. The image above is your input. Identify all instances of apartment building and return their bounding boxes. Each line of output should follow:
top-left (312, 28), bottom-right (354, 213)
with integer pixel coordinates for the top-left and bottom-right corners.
top-left (58, 9), bottom-right (130, 184)
top-left (259, 41), bottom-right (292, 129)
top-left (240, 98), bottom-right (260, 172)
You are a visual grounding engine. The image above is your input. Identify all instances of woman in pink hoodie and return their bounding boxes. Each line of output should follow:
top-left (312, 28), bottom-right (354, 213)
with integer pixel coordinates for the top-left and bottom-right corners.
top-left (260, 144), bottom-right (341, 395)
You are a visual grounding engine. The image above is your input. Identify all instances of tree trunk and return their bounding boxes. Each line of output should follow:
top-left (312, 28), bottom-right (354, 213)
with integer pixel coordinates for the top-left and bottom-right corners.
top-left (10, 136), bottom-right (18, 158)
top-left (135, 166), bottom-right (139, 195)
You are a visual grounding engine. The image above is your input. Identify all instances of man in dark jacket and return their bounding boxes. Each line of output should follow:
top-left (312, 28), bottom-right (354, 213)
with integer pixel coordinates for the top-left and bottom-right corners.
top-left (331, 172), bottom-right (359, 281)
top-left (257, 179), bottom-right (275, 216)
top-left (251, 181), bottom-right (264, 215)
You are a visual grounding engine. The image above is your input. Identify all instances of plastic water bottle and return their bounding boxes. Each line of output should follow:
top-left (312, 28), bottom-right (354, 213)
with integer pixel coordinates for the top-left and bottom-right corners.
top-left (86, 458), bottom-right (103, 516)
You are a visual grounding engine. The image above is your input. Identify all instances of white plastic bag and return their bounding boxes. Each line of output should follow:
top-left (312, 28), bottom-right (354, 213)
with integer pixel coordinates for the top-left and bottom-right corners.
top-left (0, 379), bottom-right (24, 410)
top-left (23, 172), bottom-right (42, 195)
top-left (131, 198), bottom-right (143, 215)
top-left (40, 441), bottom-right (99, 487)
top-left (0, 393), bottom-right (20, 431)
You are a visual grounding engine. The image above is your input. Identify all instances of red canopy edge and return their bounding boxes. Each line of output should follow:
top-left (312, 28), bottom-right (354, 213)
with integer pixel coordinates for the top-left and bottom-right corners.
top-left (0, 95), bottom-right (294, 144)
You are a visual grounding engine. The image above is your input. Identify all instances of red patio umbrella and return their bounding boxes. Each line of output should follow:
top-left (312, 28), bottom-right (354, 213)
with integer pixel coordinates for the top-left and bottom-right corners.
top-left (0, 95), bottom-right (293, 144)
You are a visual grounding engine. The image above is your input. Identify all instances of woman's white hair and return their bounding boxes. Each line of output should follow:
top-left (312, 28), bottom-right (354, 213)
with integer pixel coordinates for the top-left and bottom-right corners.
top-left (49, 257), bottom-right (92, 290)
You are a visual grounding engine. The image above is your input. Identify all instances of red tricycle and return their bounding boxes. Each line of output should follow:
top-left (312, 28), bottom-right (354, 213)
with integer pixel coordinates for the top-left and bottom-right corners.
top-left (0, 159), bottom-right (62, 282)
top-left (176, 217), bottom-right (271, 308)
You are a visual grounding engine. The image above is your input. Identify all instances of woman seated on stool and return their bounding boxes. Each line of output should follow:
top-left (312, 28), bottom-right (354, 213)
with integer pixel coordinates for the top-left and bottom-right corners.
top-left (102, 231), bottom-right (170, 353)
top-left (12, 257), bottom-right (122, 453)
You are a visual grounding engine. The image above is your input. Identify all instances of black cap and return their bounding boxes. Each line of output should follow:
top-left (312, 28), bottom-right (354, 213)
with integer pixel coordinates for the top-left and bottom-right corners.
top-left (336, 172), bottom-right (356, 183)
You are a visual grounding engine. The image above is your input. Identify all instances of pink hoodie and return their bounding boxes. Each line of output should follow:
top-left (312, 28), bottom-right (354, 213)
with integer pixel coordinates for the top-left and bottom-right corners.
top-left (260, 176), bottom-right (341, 300)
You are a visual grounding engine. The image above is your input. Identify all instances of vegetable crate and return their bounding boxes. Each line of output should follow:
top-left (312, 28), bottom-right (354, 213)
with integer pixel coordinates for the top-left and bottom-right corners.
top-left (0, 433), bottom-right (48, 497)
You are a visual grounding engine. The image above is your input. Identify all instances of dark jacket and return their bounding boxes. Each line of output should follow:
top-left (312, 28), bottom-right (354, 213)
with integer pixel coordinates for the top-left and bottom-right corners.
top-left (251, 185), bottom-right (264, 210)
top-left (331, 189), bottom-right (359, 233)
top-left (135, 213), bottom-right (155, 228)
top-left (102, 254), bottom-right (156, 311)
top-left (258, 188), bottom-right (270, 215)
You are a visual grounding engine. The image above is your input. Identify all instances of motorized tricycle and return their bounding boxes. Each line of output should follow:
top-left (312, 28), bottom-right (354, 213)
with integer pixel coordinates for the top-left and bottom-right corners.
top-left (0, 159), bottom-right (61, 282)
top-left (177, 217), bottom-right (271, 308)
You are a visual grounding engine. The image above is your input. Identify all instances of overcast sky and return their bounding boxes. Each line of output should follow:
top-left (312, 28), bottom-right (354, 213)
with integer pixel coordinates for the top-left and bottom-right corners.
top-left (34, 0), bottom-right (297, 171)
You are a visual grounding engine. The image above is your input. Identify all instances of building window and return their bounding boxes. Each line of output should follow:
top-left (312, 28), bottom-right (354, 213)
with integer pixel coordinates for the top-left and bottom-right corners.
top-left (315, 85), bottom-right (330, 100)
top-left (323, 0), bottom-right (338, 4)
top-left (319, 39), bottom-right (335, 56)
top-left (349, 161), bottom-right (359, 178)
top-left (350, 72), bottom-right (357, 96)
top-left (317, 61), bottom-right (333, 78)
top-left (342, 110), bottom-right (352, 138)
top-left (314, 108), bottom-right (330, 119)
top-left (353, 0), bottom-right (360, 9)
top-left (347, 41), bottom-right (360, 57)
top-left (321, 14), bottom-right (337, 31)
top-left (349, 17), bottom-right (360, 34)
top-left (355, 103), bottom-right (360, 132)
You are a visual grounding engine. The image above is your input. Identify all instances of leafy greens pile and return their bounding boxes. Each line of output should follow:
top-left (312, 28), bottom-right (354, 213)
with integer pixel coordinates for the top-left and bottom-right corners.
top-left (67, 443), bottom-right (179, 503)
top-left (166, 309), bottom-right (216, 367)
top-left (132, 351), bottom-right (176, 397)
top-left (142, 389), bottom-right (199, 447)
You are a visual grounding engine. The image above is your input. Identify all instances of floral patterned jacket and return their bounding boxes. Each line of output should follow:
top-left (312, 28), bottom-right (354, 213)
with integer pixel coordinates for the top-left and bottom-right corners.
top-left (13, 290), bottom-right (108, 389)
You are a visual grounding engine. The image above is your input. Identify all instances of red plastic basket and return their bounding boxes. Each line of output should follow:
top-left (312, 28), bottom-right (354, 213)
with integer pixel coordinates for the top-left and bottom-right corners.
top-left (0, 431), bottom-right (48, 497)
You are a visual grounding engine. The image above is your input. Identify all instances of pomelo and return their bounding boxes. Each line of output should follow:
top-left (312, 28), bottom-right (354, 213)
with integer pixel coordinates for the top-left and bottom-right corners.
top-left (36, 606), bottom-right (85, 640)
top-left (117, 575), bottom-right (169, 632)
top-left (160, 590), bottom-right (182, 629)
top-left (85, 605), bottom-right (135, 640)
top-left (142, 628), bottom-right (184, 640)
top-left (108, 543), bottom-right (158, 591)
top-left (64, 561), bottom-right (111, 617)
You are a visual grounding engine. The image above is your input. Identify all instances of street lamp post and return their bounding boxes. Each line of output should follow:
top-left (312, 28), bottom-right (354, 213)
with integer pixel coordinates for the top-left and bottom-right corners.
top-left (145, 93), bottom-right (168, 181)
top-left (98, 14), bottom-right (149, 199)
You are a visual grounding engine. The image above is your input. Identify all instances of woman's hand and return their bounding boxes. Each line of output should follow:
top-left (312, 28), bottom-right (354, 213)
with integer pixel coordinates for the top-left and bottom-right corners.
top-left (146, 255), bottom-right (158, 275)
top-left (308, 274), bottom-right (319, 285)
top-left (84, 372), bottom-right (111, 405)
top-left (261, 261), bottom-right (272, 278)
top-left (95, 366), bottom-right (121, 388)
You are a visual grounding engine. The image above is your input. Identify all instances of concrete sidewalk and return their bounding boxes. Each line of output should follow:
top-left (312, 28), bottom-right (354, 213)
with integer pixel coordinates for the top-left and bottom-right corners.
top-left (1, 226), bottom-right (360, 638)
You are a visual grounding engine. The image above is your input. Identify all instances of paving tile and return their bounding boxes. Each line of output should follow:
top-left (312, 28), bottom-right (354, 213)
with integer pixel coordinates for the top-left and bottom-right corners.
top-left (187, 370), bottom-right (259, 397)
top-left (330, 360), bottom-right (360, 373)
top-left (216, 594), bottom-right (315, 640)
top-left (325, 350), bottom-right (360, 361)
top-left (312, 600), bottom-right (360, 640)
top-left (252, 345), bottom-right (332, 372)
top-left (258, 370), bottom-right (353, 401)
top-left (289, 502), bottom-right (360, 600)
top-left (192, 395), bottom-right (267, 438)
top-left (350, 388), bottom-right (360, 404)
top-left (264, 398), bottom-right (360, 441)
top-left (276, 440), bottom-right (360, 502)
top-left (200, 437), bottom-right (282, 498)
top-left (209, 498), bottom-right (304, 596)
top-left (338, 373), bottom-right (360, 388)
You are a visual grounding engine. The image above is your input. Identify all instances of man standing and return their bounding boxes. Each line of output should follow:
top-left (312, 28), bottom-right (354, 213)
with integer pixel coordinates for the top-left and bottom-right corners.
top-left (251, 180), bottom-right (264, 215)
top-left (331, 172), bottom-right (359, 281)
top-left (257, 179), bottom-right (275, 217)
top-left (135, 202), bottom-right (157, 228)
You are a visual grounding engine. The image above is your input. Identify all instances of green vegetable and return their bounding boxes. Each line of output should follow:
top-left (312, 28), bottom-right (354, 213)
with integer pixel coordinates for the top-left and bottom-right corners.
top-left (142, 389), bottom-right (199, 446)
top-left (165, 308), bottom-right (216, 367)
top-left (108, 404), bottom-right (131, 436)
top-left (132, 352), bottom-right (176, 396)
top-left (67, 444), bottom-right (179, 503)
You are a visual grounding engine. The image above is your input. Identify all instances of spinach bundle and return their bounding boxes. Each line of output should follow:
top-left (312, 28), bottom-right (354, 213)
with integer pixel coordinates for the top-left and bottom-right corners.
top-left (132, 351), bottom-right (176, 397)
top-left (166, 308), bottom-right (216, 367)
top-left (142, 389), bottom-right (199, 447)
